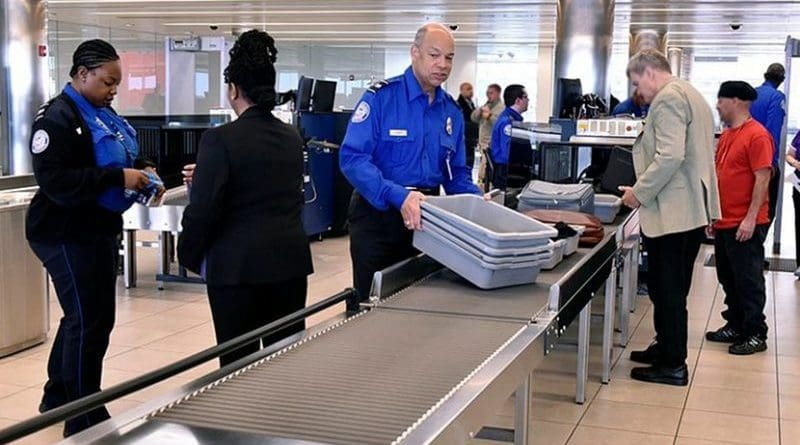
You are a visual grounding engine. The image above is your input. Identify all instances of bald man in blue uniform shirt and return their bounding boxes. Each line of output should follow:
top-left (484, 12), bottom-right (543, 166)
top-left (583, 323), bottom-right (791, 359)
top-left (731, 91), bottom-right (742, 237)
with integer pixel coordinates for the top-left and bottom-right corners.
top-left (340, 23), bottom-right (480, 311)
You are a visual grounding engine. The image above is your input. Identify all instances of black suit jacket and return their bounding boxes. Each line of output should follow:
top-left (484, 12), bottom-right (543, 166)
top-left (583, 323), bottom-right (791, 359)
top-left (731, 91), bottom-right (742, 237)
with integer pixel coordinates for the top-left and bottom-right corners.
top-left (178, 106), bottom-right (313, 286)
top-left (457, 95), bottom-right (479, 141)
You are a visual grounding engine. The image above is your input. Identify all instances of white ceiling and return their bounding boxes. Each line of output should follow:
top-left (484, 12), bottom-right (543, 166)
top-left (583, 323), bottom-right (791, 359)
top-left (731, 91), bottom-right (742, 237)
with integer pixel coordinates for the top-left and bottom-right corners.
top-left (46, 0), bottom-right (800, 50)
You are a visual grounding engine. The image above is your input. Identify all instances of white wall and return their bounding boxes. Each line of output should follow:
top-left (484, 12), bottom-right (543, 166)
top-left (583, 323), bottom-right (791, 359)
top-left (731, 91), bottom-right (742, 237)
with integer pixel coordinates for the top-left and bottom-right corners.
top-left (536, 44), bottom-right (555, 122)
top-left (447, 44), bottom-right (478, 99)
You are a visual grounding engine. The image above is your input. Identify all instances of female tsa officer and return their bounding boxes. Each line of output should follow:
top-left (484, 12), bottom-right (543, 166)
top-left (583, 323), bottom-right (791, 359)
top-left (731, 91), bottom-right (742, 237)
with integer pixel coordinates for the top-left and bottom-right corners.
top-left (26, 39), bottom-right (160, 437)
top-left (178, 30), bottom-right (313, 367)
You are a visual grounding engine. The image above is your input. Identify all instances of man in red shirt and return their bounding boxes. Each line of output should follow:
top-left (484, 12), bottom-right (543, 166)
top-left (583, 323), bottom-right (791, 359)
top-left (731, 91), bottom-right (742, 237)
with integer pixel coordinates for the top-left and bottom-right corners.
top-left (706, 81), bottom-right (772, 355)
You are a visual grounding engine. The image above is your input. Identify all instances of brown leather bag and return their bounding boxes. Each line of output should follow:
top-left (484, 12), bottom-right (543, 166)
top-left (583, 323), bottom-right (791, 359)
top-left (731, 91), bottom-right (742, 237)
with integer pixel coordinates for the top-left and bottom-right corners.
top-left (522, 209), bottom-right (605, 246)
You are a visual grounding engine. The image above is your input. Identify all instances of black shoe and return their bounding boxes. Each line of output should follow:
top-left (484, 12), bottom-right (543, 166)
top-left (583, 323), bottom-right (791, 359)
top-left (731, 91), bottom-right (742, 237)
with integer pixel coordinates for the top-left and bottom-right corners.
top-left (729, 335), bottom-right (767, 355)
top-left (705, 325), bottom-right (740, 343)
top-left (630, 342), bottom-right (660, 364)
top-left (630, 364), bottom-right (688, 386)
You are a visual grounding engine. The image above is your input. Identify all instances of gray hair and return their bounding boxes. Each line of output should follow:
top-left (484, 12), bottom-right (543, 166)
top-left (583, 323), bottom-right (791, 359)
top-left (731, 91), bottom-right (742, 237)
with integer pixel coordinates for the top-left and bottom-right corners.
top-left (626, 49), bottom-right (671, 77)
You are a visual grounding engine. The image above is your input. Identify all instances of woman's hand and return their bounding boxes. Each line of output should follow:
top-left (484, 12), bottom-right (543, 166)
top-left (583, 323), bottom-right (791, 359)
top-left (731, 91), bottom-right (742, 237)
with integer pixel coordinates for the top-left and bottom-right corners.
top-left (123, 168), bottom-right (149, 190)
top-left (182, 163), bottom-right (196, 186)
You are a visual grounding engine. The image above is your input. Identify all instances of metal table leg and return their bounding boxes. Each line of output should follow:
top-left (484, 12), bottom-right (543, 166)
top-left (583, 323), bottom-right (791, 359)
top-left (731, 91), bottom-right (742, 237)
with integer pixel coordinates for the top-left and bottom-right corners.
top-left (619, 247), bottom-right (633, 347)
top-left (631, 239), bottom-right (640, 313)
top-left (123, 229), bottom-right (137, 288)
top-left (575, 300), bottom-right (591, 404)
top-left (603, 257), bottom-right (618, 384)
top-left (514, 371), bottom-right (533, 445)
top-left (158, 231), bottom-right (170, 291)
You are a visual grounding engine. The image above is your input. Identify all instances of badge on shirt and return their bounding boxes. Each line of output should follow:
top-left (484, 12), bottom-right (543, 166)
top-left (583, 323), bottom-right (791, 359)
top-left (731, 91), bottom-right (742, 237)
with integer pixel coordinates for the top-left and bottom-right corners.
top-left (31, 129), bottom-right (49, 154)
top-left (351, 101), bottom-right (370, 123)
top-left (446, 116), bottom-right (453, 135)
top-left (504, 124), bottom-right (512, 136)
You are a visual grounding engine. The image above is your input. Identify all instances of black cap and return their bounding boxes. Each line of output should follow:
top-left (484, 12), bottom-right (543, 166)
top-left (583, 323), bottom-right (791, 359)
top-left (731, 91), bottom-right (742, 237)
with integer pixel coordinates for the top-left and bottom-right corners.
top-left (765, 63), bottom-right (785, 81)
top-left (718, 81), bottom-right (758, 101)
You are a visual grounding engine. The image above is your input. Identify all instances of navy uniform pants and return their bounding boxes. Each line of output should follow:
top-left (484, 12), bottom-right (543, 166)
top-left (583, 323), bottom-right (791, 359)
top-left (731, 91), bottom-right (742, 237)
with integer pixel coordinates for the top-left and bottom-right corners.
top-left (29, 237), bottom-right (117, 437)
top-left (347, 192), bottom-right (418, 312)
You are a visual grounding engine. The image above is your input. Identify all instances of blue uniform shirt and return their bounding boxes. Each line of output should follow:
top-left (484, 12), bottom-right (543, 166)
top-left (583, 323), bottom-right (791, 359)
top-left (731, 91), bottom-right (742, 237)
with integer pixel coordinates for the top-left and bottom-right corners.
top-left (751, 80), bottom-right (786, 166)
top-left (612, 97), bottom-right (648, 118)
top-left (489, 107), bottom-right (523, 165)
top-left (340, 66), bottom-right (480, 210)
top-left (64, 83), bottom-right (140, 212)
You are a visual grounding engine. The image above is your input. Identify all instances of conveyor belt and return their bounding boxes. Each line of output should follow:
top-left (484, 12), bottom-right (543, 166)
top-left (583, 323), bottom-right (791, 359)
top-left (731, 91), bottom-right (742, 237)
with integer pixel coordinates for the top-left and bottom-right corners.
top-left (148, 310), bottom-right (523, 445)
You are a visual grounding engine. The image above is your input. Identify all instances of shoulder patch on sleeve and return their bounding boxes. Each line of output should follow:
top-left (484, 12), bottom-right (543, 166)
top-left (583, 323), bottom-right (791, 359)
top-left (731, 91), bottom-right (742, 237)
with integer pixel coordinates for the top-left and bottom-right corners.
top-left (503, 123), bottom-right (512, 136)
top-left (367, 80), bottom-right (389, 93)
top-left (31, 129), bottom-right (50, 154)
top-left (351, 101), bottom-right (371, 123)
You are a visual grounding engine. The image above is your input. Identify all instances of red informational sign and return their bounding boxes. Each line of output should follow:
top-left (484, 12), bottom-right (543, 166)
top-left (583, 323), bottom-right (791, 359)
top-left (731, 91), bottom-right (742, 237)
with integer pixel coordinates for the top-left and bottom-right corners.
top-left (38, 44), bottom-right (47, 57)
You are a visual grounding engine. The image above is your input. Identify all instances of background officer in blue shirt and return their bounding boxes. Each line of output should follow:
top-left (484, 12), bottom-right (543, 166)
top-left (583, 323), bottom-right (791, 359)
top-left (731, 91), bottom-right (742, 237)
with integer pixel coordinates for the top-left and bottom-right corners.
top-left (750, 63), bottom-right (786, 224)
top-left (488, 84), bottom-right (529, 191)
top-left (340, 23), bottom-right (481, 311)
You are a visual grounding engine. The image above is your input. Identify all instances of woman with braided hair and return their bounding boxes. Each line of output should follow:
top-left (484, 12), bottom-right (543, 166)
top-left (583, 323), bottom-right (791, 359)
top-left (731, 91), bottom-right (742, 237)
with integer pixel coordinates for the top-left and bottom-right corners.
top-left (26, 39), bottom-right (162, 436)
top-left (178, 30), bottom-right (313, 367)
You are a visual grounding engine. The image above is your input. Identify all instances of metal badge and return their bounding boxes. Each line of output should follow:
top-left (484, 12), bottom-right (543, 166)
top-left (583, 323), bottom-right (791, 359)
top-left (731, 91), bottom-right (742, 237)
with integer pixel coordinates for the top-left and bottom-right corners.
top-left (445, 116), bottom-right (452, 135)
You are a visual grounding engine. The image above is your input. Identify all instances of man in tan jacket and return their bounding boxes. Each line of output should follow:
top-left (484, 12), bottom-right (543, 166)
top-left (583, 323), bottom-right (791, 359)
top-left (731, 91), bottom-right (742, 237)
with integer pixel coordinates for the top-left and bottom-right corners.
top-left (472, 83), bottom-right (505, 190)
top-left (619, 49), bottom-right (721, 386)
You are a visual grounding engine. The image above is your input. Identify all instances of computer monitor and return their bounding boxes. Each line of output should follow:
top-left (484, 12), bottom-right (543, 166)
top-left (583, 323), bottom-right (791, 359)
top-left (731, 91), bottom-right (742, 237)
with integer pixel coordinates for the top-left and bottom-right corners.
top-left (311, 79), bottom-right (337, 112)
top-left (556, 78), bottom-right (583, 119)
top-left (296, 76), bottom-right (314, 111)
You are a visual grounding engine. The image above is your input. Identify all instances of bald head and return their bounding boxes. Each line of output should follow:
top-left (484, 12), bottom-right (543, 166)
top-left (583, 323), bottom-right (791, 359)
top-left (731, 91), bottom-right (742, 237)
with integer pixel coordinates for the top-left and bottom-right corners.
top-left (410, 22), bottom-right (456, 95)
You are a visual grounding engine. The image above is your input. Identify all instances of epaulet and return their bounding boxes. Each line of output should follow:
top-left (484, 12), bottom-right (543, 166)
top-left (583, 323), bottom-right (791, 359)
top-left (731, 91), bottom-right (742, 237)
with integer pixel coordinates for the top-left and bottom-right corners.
top-left (366, 79), bottom-right (390, 93)
top-left (33, 99), bottom-right (54, 123)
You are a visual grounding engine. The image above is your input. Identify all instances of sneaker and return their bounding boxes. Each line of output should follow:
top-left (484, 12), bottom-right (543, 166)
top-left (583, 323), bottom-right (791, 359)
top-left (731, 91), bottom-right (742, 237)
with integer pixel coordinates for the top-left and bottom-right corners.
top-left (705, 325), bottom-right (740, 343)
top-left (630, 342), bottom-right (660, 364)
top-left (729, 335), bottom-right (767, 355)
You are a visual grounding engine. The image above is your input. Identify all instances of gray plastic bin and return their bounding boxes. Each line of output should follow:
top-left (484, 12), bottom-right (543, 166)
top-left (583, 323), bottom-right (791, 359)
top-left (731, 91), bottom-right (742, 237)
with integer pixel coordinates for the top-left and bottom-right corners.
top-left (422, 212), bottom-right (555, 257)
top-left (421, 195), bottom-right (557, 249)
top-left (518, 180), bottom-right (595, 213)
top-left (422, 221), bottom-right (553, 265)
top-left (541, 239), bottom-right (567, 270)
top-left (593, 194), bottom-right (623, 223)
top-left (413, 229), bottom-right (544, 289)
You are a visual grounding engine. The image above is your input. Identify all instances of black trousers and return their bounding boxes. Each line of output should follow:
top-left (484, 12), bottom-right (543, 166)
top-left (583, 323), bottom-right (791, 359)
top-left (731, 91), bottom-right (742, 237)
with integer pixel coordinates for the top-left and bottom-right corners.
top-left (714, 224), bottom-right (769, 339)
top-left (767, 167), bottom-right (780, 224)
top-left (642, 227), bottom-right (705, 367)
top-left (347, 192), bottom-right (418, 311)
top-left (29, 237), bottom-right (117, 436)
top-left (465, 137), bottom-right (478, 169)
top-left (207, 277), bottom-right (307, 367)
top-left (794, 188), bottom-right (800, 268)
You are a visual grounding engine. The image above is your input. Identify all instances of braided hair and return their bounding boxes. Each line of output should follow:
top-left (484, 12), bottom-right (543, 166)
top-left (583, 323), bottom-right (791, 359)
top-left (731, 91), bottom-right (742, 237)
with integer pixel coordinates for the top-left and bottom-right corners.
top-left (224, 29), bottom-right (278, 109)
top-left (69, 39), bottom-right (119, 77)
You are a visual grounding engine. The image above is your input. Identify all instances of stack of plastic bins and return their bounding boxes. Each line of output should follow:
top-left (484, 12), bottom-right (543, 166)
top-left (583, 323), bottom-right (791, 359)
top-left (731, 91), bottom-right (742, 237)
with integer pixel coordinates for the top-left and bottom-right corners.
top-left (413, 195), bottom-right (558, 289)
top-left (517, 180), bottom-right (595, 213)
top-left (593, 194), bottom-right (623, 223)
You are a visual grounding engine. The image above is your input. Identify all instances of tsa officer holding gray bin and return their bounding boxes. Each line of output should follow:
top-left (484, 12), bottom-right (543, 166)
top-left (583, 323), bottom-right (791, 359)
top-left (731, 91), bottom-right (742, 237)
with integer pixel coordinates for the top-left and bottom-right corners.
top-left (339, 23), bottom-right (481, 311)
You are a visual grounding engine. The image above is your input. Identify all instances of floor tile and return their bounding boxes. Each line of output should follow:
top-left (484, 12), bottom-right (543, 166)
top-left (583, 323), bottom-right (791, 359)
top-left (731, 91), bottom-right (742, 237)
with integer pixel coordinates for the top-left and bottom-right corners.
top-left (674, 438), bottom-right (745, 445)
top-left (678, 409), bottom-right (779, 444)
top-left (596, 378), bottom-right (687, 408)
top-left (781, 419), bottom-right (800, 444)
top-left (567, 425), bottom-right (673, 445)
top-left (104, 348), bottom-right (184, 374)
top-left (697, 348), bottom-right (777, 373)
top-left (780, 393), bottom-right (800, 420)
top-left (777, 355), bottom-right (800, 375)
top-left (0, 359), bottom-right (47, 388)
top-left (580, 399), bottom-right (681, 436)
top-left (691, 366), bottom-right (777, 393)
top-left (0, 383), bottom-right (27, 399)
top-left (0, 387), bottom-right (43, 420)
top-left (779, 373), bottom-right (800, 397)
top-left (686, 386), bottom-right (778, 418)
top-left (530, 394), bottom-right (588, 425)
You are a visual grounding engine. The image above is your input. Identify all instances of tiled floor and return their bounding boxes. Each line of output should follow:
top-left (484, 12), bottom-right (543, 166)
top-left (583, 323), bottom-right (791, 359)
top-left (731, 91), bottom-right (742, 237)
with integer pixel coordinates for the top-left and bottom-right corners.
top-left (0, 232), bottom-right (798, 444)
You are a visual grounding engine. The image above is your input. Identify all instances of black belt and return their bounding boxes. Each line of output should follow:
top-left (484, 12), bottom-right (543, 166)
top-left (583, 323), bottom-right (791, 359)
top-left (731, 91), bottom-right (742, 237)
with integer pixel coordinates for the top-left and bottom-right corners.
top-left (405, 186), bottom-right (440, 196)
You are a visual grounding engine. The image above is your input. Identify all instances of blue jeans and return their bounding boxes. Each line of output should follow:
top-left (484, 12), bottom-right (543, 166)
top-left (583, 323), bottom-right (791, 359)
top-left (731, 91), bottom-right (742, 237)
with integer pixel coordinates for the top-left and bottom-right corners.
top-left (29, 237), bottom-right (117, 436)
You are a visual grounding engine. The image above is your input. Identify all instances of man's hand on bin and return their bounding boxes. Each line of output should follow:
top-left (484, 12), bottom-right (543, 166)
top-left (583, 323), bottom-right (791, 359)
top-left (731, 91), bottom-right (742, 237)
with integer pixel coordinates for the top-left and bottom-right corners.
top-left (401, 191), bottom-right (426, 231)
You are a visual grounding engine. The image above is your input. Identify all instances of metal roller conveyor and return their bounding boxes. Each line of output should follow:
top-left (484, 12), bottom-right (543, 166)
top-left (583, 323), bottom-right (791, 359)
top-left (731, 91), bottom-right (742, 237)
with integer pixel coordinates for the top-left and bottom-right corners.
top-left (59, 209), bottom-right (639, 445)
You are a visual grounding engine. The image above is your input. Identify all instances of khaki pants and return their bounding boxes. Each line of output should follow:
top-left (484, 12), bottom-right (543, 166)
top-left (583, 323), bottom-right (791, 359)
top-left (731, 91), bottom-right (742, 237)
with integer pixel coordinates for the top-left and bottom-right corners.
top-left (477, 143), bottom-right (490, 189)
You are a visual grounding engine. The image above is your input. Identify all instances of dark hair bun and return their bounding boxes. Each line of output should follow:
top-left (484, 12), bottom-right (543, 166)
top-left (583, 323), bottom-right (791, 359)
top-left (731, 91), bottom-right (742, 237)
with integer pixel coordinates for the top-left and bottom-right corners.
top-left (224, 30), bottom-right (278, 109)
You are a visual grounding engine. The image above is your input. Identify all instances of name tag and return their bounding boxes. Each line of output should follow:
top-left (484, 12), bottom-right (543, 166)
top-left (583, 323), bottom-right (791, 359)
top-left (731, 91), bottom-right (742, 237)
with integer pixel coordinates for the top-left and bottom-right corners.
top-left (389, 129), bottom-right (408, 137)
